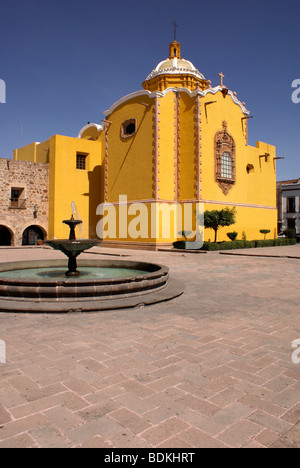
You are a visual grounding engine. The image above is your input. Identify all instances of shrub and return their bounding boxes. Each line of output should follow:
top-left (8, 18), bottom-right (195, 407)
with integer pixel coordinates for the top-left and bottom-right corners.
top-left (199, 237), bottom-right (296, 251)
top-left (201, 242), bottom-right (220, 251)
top-left (243, 241), bottom-right (256, 248)
top-left (260, 229), bottom-right (271, 239)
top-left (172, 241), bottom-right (186, 249)
top-left (283, 229), bottom-right (296, 239)
top-left (254, 238), bottom-right (296, 248)
top-left (219, 240), bottom-right (245, 250)
top-left (227, 231), bottom-right (238, 241)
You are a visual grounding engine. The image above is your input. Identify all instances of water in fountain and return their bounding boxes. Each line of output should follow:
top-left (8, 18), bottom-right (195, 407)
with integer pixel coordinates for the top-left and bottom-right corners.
top-left (71, 201), bottom-right (84, 239)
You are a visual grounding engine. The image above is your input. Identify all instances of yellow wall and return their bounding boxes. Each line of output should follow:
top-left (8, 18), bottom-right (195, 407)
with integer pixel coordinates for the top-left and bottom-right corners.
top-left (13, 86), bottom-right (277, 247)
top-left (203, 204), bottom-right (277, 243)
top-left (14, 140), bottom-right (50, 163)
top-left (48, 135), bottom-right (103, 240)
top-left (178, 91), bottom-right (197, 201)
top-left (199, 90), bottom-right (277, 241)
top-left (100, 87), bottom-right (277, 245)
top-left (200, 91), bottom-right (277, 207)
top-left (158, 92), bottom-right (176, 201)
top-left (106, 95), bottom-right (154, 202)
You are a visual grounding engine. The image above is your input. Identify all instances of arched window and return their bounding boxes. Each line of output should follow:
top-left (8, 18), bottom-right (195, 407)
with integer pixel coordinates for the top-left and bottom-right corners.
top-left (215, 121), bottom-right (236, 195)
top-left (221, 152), bottom-right (232, 179)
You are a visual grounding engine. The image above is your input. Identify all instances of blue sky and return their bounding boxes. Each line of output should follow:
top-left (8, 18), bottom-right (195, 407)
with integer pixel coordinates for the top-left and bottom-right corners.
top-left (0, 0), bottom-right (299, 180)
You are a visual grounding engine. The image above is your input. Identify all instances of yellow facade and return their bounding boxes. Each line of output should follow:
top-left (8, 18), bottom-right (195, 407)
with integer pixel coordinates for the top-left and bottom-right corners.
top-left (13, 41), bottom-right (278, 248)
top-left (14, 134), bottom-right (103, 241)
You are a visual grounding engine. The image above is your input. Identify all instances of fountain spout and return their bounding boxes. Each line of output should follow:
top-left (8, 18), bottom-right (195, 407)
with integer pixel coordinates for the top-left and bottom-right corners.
top-left (63, 215), bottom-right (82, 240)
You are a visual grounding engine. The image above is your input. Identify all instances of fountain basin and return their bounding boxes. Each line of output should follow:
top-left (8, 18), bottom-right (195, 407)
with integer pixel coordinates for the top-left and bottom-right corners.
top-left (43, 239), bottom-right (100, 277)
top-left (44, 239), bottom-right (100, 256)
top-left (0, 259), bottom-right (184, 313)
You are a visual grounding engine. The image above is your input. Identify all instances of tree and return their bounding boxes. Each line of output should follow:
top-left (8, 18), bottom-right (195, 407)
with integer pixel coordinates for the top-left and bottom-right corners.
top-left (260, 229), bottom-right (270, 240)
top-left (204, 208), bottom-right (236, 243)
top-left (227, 231), bottom-right (238, 241)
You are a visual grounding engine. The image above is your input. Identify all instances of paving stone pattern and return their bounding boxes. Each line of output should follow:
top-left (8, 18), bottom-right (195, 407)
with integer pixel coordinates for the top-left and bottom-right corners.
top-left (0, 245), bottom-right (299, 448)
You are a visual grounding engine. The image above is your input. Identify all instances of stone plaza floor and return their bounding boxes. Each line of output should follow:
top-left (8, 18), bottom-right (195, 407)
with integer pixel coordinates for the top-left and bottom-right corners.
top-left (0, 244), bottom-right (299, 448)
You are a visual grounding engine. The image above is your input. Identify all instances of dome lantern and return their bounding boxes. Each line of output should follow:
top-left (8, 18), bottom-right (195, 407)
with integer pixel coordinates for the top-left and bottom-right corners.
top-left (142, 41), bottom-right (210, 92)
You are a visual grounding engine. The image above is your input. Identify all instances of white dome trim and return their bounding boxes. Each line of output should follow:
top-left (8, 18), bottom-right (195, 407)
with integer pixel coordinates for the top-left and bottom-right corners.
top-left (145, 58), bottom-right (206, 81)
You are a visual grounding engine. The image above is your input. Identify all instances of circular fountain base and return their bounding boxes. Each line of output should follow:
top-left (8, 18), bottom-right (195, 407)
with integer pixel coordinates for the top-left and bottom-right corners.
top-left (0, 259), bottom-right (184, 313)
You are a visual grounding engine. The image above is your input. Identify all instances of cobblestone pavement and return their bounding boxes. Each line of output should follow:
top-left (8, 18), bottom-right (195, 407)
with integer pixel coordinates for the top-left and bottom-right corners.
top-left (0, 245), bottom-right (299, 448)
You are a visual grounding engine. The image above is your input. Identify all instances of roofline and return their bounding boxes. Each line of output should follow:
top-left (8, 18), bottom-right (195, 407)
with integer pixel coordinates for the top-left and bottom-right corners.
top-left (77, 123), bottom-right (104, 139)
top-left (103, 86), bottom-right (250, 117)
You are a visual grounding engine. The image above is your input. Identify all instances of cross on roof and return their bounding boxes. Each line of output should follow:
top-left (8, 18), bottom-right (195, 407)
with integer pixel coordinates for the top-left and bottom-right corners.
top-left (218, 72), bottom-right (225, 86)
top-left (172, 21), bottom-right (179, 41)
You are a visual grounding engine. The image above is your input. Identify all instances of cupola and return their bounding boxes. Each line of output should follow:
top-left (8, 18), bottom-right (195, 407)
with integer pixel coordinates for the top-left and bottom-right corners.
top-left (142, 41), bottom-right (210, 92)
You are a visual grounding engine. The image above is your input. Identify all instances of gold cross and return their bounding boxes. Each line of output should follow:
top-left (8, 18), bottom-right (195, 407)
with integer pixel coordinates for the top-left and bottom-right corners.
top-left (218, 72), bottom-right (224, 86)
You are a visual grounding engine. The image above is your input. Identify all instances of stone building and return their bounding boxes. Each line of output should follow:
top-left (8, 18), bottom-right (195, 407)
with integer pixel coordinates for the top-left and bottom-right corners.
top-left (277, 179), bottom-right (300, 235)
top-left (0, 158), bottom-right (49, 246)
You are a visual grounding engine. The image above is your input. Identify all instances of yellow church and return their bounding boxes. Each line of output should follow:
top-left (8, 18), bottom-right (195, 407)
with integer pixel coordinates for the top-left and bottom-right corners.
top-left (13, 40), bottom-right (278, 249)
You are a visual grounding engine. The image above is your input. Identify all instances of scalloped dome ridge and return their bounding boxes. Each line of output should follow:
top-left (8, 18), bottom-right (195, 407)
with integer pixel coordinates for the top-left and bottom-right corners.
top-left (145, 57), bottom-right (206, 82)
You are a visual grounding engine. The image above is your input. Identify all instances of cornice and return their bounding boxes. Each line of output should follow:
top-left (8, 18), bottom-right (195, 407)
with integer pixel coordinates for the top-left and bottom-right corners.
top-left (103, 86), bottom-right (250, 118)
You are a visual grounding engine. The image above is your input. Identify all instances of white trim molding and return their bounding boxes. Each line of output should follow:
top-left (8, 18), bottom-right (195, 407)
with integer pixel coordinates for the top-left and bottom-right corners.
top-left (103, 86), bottom-right (250, 118)
top-left (78, 123), bottom-right (104, 139)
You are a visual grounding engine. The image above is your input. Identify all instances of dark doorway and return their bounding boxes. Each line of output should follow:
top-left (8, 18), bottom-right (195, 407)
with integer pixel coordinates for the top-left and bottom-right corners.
top-left (22, 226), bottom-right (46, 245)
top-left (0, 226), bottom-right (13, 246)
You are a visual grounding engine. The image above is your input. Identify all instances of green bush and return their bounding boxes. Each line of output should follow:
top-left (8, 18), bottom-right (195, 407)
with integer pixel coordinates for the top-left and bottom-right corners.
top-left (243, 241), bottom-right (256, 248)
top-left (254, 238), bottom-right (296, 248)
top-left (283, 229), bottom-right (296, 239)
top-left (201, 242), bottom-right (220, 251)
top-left (260, 229), bottom-right (271, 239)
top-left (227, 231), bottom-right (238, 241)
top-left (200, 238), bottom-right (295, 251)
top-left (255, 239), bottom-right (275, 248)
top-left (219, 240), bottom-right (245, 250)
top-left (172, 241), bottom-right (186, 249)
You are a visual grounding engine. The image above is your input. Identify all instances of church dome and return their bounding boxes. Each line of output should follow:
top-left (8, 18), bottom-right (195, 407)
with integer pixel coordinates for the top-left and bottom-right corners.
top-left (142, 41), bottom-right (209, 92)
top-left (145, 57), bottom-right (206, 82)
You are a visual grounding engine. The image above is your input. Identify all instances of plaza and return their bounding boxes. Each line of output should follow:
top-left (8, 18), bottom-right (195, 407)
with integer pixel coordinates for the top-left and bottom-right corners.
top-left (0, 244), bottom-right (299, 448)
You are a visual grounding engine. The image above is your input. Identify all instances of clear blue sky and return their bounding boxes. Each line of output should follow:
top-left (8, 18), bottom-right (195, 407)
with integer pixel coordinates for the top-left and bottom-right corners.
top-left (0, 0), bottom-right (299, 180)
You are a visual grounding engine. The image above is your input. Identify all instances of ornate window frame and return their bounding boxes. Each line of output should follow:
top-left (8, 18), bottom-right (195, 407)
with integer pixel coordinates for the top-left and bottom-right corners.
top-left (121, 119), bottom-right (136, 139)
top-left (215, 121), bottom-right (236, 195)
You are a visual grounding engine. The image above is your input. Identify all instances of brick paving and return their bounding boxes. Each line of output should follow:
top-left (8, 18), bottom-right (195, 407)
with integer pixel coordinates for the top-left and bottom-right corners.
top-left (0, 244), bottom-right (299, 448)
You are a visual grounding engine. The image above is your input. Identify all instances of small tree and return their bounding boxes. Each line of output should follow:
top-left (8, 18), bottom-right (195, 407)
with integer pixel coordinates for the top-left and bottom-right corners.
top-left (227, 231), bottom-right (238, 241)
top-left (204, 208), bottom-right (236, 243)
top-left (260, 229), bottom-right (270, 240)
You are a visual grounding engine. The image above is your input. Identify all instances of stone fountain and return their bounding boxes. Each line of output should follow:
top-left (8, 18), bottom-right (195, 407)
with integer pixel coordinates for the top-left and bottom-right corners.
top-left (0, 212), bottom-right (184, 313)
top-left (44, 215), bottom-right (99, 277)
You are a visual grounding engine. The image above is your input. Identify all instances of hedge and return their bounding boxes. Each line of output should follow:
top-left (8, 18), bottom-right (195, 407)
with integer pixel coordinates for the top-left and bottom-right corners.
top-left (200, 238), bottom-right (296, 251)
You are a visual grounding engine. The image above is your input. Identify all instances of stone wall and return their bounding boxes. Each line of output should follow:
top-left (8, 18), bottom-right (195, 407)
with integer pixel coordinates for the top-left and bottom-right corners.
top-left (0, 158), bottom-right (49, 246)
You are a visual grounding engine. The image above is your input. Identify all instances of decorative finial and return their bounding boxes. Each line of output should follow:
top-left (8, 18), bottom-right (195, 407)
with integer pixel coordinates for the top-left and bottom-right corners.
top-left (172, 21), bottom-right (179, 41)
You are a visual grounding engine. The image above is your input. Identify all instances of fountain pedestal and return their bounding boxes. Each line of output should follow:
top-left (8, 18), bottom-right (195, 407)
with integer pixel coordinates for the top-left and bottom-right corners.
top-left (44, 215), bottom-right (100, 277)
